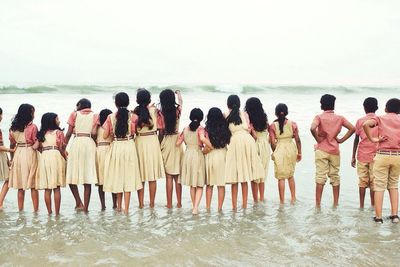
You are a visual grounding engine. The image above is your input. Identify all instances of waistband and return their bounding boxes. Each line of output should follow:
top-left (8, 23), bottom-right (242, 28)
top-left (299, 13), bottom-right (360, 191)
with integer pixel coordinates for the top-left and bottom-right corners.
top-left (377, 150), bottom-right (400, 156)
top-left (114, 136), bottom-right (134, 142)
top-left (17, 143), bottom-right (32, 147)
top-left (97, 142), bottom-right (110, 146)
top-left (42, 146), bottom-right (59, 151)
top-left (75, 133), bottom-right (92, 138)
top-left (137, 131), bottom-right (157, 137)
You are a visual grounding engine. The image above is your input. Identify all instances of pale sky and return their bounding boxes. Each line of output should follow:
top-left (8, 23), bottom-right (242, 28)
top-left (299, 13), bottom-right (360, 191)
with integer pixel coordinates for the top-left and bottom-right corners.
top-left (0, 0), bottom-right (399, 86)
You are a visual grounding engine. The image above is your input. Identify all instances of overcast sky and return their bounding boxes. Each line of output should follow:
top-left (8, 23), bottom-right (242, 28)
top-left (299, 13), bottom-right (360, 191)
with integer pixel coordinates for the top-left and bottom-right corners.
top-left (0, 0), bottom-right (399, 86)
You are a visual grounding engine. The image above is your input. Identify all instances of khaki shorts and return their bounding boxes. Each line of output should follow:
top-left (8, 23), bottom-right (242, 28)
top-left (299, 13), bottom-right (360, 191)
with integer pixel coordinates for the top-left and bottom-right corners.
top-left (373, 154), bottom-right (400, 192)
top-left (357, 161), bottom-right (374, 189)
top-left (315, 150), bottom-right (340, 186)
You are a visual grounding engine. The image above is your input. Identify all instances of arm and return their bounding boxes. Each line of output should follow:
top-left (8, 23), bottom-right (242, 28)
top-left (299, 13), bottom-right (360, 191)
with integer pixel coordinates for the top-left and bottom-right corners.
top-left (310, 122), bottom-right (324, 143)
top-left (294, 133), bottom-right (302, 162)
top-left (351, 135), bottom-right (360, 168)
top-left (363, 119), bottom-right (386, 143)
top-left (336, 120), bottom-right (355, 144)
top-left (176, 130), bottom-right (184, 146)
top-left (199, 132), bottom-right (213, 154)
top-left (65, 125), bottom-right (74, 145)
top-left (32, 140), bottom-right (40, 151)
top-left (176, 90), bottom-right (183, 107)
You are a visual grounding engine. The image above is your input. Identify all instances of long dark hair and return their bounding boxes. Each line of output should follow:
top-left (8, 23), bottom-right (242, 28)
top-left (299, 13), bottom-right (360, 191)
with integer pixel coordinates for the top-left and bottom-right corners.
top-left (37, 113), bottom-right (62, 142)
top-left (134, 89), bottom-right (153, 128)
top-left (76, 98), bottom-right (91, 111)
top-left (10, 104), bottom-right (35, 132)
top-left (205, 107), bottom-right (231, 149)
top-left (159, 89), bottom-right (179, 134)
top-left (114, 92), bottom-right (130, 138)
top-left (189, 108), bottom-right (203, 131)
top-left (245, 97), bottom-right (268, 132)
top-left (99, 109), bottom-right (112, 126)
top-left (226, 95), bottom-right (242, 125)
top-left (274, 103), bottom-right (288, 135)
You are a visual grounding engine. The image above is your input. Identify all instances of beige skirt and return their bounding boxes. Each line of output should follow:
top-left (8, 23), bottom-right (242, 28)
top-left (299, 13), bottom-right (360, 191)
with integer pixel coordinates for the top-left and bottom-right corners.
top-left (96, 145), bottom-right (110, 186)
top-left (66, 136), bottom-right (98, 185)
top-left (161, 134), bottom-right (183, 176)
top-left (9, 147), bottom-right (38, 189)
top-left (225, 133), bottom-right (264, 183)
top-left (36, 150), bottom-right (66, 189)
top-left (104, 140), bottom-right (143, 193)
top-left (135, 135), bottom-right (165, 182)
top-left (254, 137), bottom-right (271, 183)
top-left (272, 140), bottom-right (297, 179)
top-left (0, 152), bottom-right (9, 181)
top-left (206, 148), bottom-right (226, 186)
top-left (181, 147), bottom-right (206, 187)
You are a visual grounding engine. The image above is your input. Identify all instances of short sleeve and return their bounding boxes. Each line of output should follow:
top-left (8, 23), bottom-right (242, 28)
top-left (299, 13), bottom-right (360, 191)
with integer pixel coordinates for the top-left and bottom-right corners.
top-left (93, 113), bottom-right (100, 126)
top-left (130, 113), bottom-right (138, 135)
top-left (269, 123), bottom-right (276, 141)
top-left (177, 129), bottom-right (185, 144)
top-left (26, 124), bottom-right (38, 144)
top-left (103, 114), bottom-right (113, 133)
top-left (56, 130), bottom-right (66, 148)
top-left (67, 111), bottom-right (77, 127)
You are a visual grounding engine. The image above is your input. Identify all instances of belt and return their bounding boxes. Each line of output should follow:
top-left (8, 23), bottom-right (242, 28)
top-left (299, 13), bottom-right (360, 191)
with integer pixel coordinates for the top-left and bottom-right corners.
top-left (42, 146), bottom-right (59, 151)
top-left (137, 131), bottom-right (157, 137)
top-left (97, 142), bottom-right (110, 146)
top-left (17, 143), bottom-right (32, 147)
top-left (75, 133), bottom-right (91, 137)
top-left (114, 136), bottom-right (134, 141)
top-left (377, 150), bottom-right (400, 156)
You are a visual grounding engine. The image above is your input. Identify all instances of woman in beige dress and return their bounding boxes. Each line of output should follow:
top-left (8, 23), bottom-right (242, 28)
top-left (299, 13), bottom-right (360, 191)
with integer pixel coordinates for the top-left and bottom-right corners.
top-left (158, 89), bottom-right (183, 209)
top-left (103, 92), bottom-right (143, 214)
top-left (34, 113), bottom-right (66, 215)
top-left (177, 108), bottom-right (205, 215)
top-left (65, 98), bottom-right (99, 212)
top-left (225, 95), bottom-right (264, 210)
top-left (134, 89), bottom-right (165, 209)
top-left (9, 104), bottom-right (39, 211)
top-left (269, 103), bottom-right (302, 204)
top-left (201, 107), bottom-right (231, 212)
top-left (245, 97), bottom-right (271, 202)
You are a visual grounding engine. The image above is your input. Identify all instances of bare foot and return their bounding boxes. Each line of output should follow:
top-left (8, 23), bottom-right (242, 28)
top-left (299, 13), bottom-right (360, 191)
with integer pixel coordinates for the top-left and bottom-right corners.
top-left (290, 198), bottom-right (296, 205)
top-left (166, 204), bottom-right (173, 209)
top-left (192, 208), bottom-right (199, 215)
top-left (176, 203), bottom-right (182, 208)
top-left (139, 204), bottom-right (144, 209)
top-left (150, 203), bottom-right (155, 209)
top-left (75, 205), bottom-right (84, 211)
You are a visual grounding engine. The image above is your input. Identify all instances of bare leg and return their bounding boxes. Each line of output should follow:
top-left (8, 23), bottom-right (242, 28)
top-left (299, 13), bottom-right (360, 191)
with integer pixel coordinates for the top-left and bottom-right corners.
top-left (370, 189), bottom-right (375, 207)
top-left (359, 187), bottom-right (366, 209)
top-left (217, 186), bottom-right (225, 211)
top-left (83, 184), bottom-right (91, 213)
top-left (231, 183), bottom-right (238, 211)
top-left (0, 181), bottom-right (10, 209)
top-left (206, 185), bottom-right (213, 210)
top-left (389, 188), bottom-right (399, 216)
top-left (315, 183), bottom-right (324, 208)
top-left (54, 187), bottom-right (61, 216)
top-left (259, 182), bottom-right (265, 202)
top-left (44, 189), bottom-right (52, 215)
top-left (333, 185), bottom-right (340, 207)
top-left (166, 174), bottom-right (173, 209)
top-left (190, 187), bottom-right (196, 206)
top-left (98, 185), bottom-right (106, 211)
top-left (137, 182), bottom-right (145, 209)
top-left (69, 184), bottom-right (83, 210)
top-left (149, 181), bottom-right (157, 208)
top-left (251, 181), bottom-right (259, 203)
top-left (116, 193), bottom-right (123, 212)
top-left (374, 191), bottom-right (384, 219)
top-left (174, 176), bottom-right (182, 208)
top-left (192, 187), bottom-right (203, 215)
top-left (112, 193), bottom-right (117, 209)
top-left (278, 179), bottom-right (285, 204)
top-left (18, 189), bottom-right (25, 211)
top-left (31, 189), bottom-right (39, 212)
top-left (288, 177), bottom-right (296, 204)
top-left (241, 182), bottom-right (248, 209)
top-left (124, 192), bottom-right (131, 214)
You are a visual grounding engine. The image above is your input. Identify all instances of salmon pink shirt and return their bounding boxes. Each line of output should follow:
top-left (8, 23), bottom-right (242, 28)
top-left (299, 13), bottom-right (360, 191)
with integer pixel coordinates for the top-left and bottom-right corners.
top-left (9, 122), bottom-right (38, 145)
top-left (312, 110), bottom-right (350, 155)
top-left (373, 113), bottom-right (400, 151)
top-left (157, 106), bottom-right (182, 130)
top-left (67, 108), bottom-right (99, 127)
top-left (103, 113), bottom-right (138, 136)
top-left (177, 126), bottom-right (205, 147)
top-left (355, 113), bottom-right (378, 163)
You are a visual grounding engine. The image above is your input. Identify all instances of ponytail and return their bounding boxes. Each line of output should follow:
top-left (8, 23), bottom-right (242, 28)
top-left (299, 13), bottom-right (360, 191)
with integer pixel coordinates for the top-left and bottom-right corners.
top-left (226, 95), bottom-right (242, 125)
top-left (277, 113), bottom-right (286, 135)
top-left (135, 89), bottom-right (153, 128)
top-left (115, 107), bottom-right (129, 138)
top-left (274, 103), bottom-right (289, 135)
top-left (189, 108), bottom-right (204, 131)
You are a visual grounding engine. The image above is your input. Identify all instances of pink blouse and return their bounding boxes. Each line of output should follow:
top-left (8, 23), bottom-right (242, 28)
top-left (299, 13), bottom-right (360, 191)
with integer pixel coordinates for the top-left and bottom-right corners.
top-left (157, 106), bottom-right (182, 130)
top-left (268, 120), bottom-right (298, 142)
top-left (67, 108), bottom-right (99, 127)
top-left (177, 126), bottom-right (205, 147)
top-left (103, 112), bottom-right (138, 136)
top-left (9, 123), bottom-right (38, 145)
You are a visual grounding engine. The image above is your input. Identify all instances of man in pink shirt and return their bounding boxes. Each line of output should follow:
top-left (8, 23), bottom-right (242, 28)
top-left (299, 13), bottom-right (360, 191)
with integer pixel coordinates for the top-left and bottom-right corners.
top-left (310, 94), bottom-right (355, 208)
top-left (351, 97), bottom-right (378, 209)
top-left (364, 98), bottom-right (400, 224)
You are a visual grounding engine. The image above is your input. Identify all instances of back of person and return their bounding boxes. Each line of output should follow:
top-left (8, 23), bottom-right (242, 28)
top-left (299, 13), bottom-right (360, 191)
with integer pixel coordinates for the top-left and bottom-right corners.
top-left (356, 113), bottom-right (378, 162)
top-left (228, 111), bottom-right (248, 135)
top-left (314, 111), bottom-right (346, 154)
top-left (137, 106), bottom-right (157, 134)
top-left (184, 127), bottom-right (201, 150)
top-left (274, 120), bottom-right (294, 143)
top-left (75, 112), bottom-right (95, 135)
top-left (376, 113), bottom-right (400, 151)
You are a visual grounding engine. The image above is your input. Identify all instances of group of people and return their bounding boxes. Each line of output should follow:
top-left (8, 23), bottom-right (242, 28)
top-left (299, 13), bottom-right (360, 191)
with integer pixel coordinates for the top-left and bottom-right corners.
top-left (0, 90), bottom-right (399, 223)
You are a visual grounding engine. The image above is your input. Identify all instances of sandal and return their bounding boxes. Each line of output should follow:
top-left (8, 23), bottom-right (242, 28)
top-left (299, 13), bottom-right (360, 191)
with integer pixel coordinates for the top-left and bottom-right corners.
top-left (389, 215), bottom-right (400, 223)
top-left (373, 217), bottom-right (383, 223)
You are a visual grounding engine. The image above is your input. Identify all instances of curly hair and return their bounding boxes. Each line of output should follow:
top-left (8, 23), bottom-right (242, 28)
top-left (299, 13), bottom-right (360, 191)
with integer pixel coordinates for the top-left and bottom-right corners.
top-left (10, 104), bottom-right (35, 132)
top-left (134, 88), bottom-right (153, 129)
top-left (114, 92), bottom-right (130, 138)
top-left (245, 97), bottom-right (268, 132)
top-left (159, 89), bottom-right (180, 134)
top-left (189, 108), bottom-right (203, 131)
top-left (274, 103), bottom-right (288, 135)
top-left (226, 95), bottom-right (242, 125)
top-left (37, 112), bottom-right (62, 142)
top-left (205, 107), bottom-right (231, 149)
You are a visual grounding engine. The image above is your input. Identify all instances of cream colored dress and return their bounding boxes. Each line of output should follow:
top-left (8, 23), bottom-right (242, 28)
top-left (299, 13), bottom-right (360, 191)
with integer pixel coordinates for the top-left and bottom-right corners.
top-left (180, 127), bottom-right (206, 187)
top-left (254, 130), bottom-right (271, 183)
top-left (66, 112), bottom-right (98, 185)
top-left (225, 111), bottom-right (264, 183)
top-left (9, 130), bottom-right (38, 189)
top-left (36, 130), bottom-right (66, 189)
top-left (160, 116), bottom-right (183, 176)
top-left (103, 113), bottom-right (142, 193)
top-left (0, 129), bottom-right (9, 181)
top-left (96, 127), bottom-right (112, 186)
top-left (271, 120), bottom-right (298, 179)
top-left (135, 107), bottom-right (165, 182)
top-left (206, 147), bottom-right (227, 186)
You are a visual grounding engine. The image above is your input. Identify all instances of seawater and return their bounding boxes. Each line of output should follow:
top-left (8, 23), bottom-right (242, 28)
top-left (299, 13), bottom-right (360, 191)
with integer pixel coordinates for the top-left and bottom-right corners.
top-left (0, 84), bottom-right (400, 266)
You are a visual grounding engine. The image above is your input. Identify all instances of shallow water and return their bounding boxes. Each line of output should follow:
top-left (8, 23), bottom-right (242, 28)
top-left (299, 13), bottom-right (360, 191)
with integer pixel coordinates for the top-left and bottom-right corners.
top-left (1, 85), bottom-right (400, 266)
